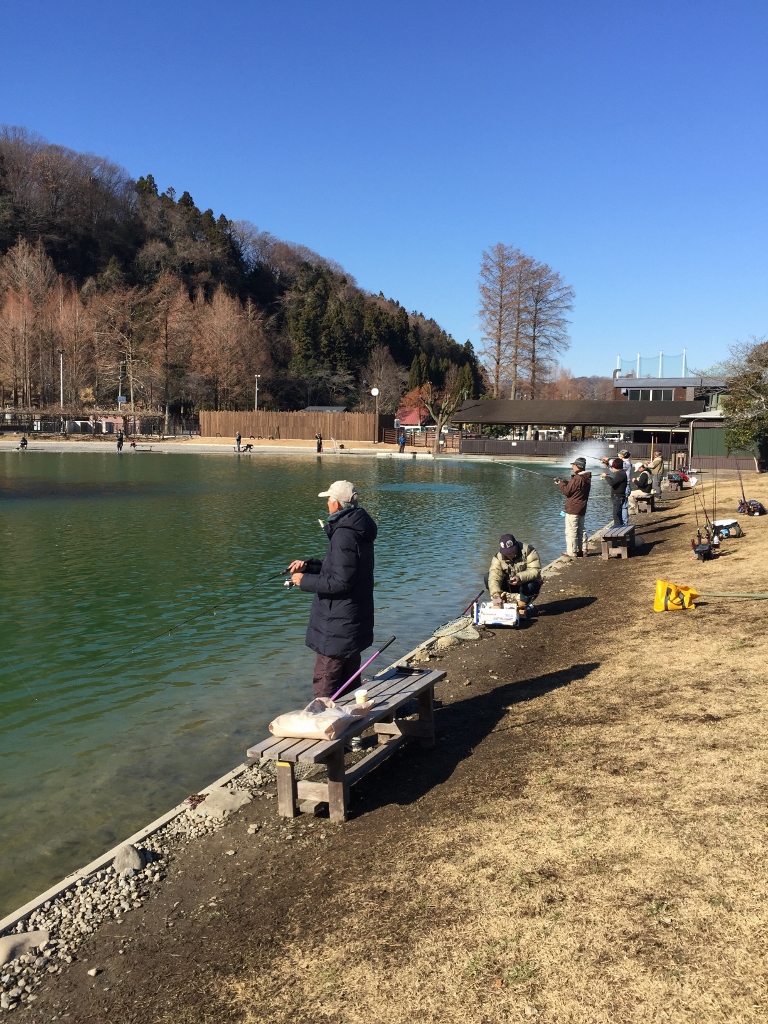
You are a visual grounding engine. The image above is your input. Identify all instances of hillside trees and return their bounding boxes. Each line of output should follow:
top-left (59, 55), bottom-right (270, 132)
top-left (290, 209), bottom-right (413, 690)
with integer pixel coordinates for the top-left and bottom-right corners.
top-left (0, 125), bottom-right (483, 416)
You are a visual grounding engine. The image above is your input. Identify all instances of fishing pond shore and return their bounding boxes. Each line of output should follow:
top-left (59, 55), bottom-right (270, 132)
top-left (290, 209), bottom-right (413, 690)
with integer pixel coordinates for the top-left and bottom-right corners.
top-left (7, 474), bottom-right (768, 1024)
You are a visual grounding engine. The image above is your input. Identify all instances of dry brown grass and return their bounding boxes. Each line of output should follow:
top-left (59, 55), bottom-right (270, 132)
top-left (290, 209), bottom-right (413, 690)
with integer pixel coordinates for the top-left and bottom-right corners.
top-left (228, 476), bottom-right (768, 1024)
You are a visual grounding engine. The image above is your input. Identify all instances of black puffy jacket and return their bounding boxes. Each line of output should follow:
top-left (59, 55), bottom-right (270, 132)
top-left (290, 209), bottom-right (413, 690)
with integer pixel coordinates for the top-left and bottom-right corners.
top-left (300, 506), bottom-right (377, 658)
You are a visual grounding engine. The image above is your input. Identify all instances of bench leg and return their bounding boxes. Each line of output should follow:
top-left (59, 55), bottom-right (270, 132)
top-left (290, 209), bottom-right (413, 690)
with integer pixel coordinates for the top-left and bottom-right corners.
top-left (276, 760), bottom-right (298, 818)
top-left (326, 749), bottom-right (348, 823)
top-left (378, 711), bottom-right (394, 745)
top-left (417, 686), bottom-right (435, 748)
top-left (601, 541), bottom-right (609, 560)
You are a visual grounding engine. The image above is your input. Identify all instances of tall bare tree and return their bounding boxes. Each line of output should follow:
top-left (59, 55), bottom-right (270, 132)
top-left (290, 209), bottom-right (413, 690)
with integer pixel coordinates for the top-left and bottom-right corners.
top-left (478, 243), bottom-right (521, 398)
top-left (0, 239), bottom-right (56, 406)
top-left (523, 261), bottom-right (574, 399)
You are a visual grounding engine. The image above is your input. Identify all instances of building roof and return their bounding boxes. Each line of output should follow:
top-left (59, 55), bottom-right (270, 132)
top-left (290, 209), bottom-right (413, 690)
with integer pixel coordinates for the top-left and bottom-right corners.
top-left (614, 376), bottom-right (725, 389)
top-left (452, 399), bottom-right (706, 428)
top-left (680, 410), bottom-right (725, 421)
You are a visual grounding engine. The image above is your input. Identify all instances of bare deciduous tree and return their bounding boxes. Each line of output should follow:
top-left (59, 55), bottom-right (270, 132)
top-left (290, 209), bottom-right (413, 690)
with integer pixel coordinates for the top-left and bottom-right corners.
top-left (478, 243), bottom-right (524, 398)
top-left (358, 345), bottom-right (408, 414)
top-left (524, 261), bottom-right (574, 399)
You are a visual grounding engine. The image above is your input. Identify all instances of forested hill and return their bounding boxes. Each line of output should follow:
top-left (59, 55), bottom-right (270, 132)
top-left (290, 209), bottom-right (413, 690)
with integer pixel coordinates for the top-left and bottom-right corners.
top-left (0, 125), bottom-right (481, 413)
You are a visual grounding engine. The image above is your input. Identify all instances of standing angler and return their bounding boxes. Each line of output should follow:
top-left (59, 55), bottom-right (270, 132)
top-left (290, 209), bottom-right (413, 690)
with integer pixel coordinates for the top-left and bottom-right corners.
top-left (288, 480), bottom-right (377, 698)
top-left (555, 457), bottom-right (591, 558)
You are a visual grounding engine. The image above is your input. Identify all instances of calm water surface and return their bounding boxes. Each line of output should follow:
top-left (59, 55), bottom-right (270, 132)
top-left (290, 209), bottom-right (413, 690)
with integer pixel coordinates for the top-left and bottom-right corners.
top-left (0, 450), bottom-right (611, 914)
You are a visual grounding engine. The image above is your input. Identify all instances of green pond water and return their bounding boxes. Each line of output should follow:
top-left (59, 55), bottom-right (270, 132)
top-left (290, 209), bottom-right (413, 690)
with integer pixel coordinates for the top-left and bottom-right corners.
top-left (0, 450), bottom-right (611, 916)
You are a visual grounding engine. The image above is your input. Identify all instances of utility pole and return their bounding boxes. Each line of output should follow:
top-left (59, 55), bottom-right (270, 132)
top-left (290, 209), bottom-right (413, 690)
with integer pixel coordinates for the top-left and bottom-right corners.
top-left (370, 387), bottom-right (379, 443)
top-left (58, 350), bottom-right (64, 409)
top-left (254, 374), bottom-right (260, 411)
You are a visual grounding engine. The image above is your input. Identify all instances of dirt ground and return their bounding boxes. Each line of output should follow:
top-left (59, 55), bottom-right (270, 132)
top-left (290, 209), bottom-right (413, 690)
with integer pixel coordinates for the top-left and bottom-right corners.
top-left (16, 474), bottom-right (768, 1024)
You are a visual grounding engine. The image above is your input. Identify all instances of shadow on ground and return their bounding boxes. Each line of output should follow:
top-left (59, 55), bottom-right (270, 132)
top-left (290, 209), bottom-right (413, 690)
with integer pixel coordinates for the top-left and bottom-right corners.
top-left (351, 661), bottom-right (601, 816)
top-left (540, 597), bottom-right (597, 616)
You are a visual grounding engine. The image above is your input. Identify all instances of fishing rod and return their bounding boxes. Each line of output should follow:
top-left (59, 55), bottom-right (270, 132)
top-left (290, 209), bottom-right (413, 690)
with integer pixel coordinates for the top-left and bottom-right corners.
top-left (330, 636), bottom-right (397, 702)
top-left (462, 590), bottom-right (484, 615)
top-left (737, 465), bottom-right (747, 505)
top-left (91, 566), bottom-right (293, 672)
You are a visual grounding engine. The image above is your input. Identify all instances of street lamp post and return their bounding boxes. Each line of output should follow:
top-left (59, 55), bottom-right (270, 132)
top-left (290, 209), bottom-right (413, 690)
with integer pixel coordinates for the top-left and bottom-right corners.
top-left (254, 374), bottom-right (261, 412)
top-left (370, 387), bottom-right (380, 443)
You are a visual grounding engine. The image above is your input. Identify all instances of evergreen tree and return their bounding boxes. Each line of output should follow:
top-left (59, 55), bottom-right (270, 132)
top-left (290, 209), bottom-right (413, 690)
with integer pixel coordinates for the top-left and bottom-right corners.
top-left (408, 354), bottom-right (422, 391)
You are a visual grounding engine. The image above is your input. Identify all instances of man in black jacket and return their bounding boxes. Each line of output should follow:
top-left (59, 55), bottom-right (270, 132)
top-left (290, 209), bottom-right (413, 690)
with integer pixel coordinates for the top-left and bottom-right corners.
top-left (289, 480), bottom-right (377, 698)
top-left (601, 459), bottom-right (628, 527)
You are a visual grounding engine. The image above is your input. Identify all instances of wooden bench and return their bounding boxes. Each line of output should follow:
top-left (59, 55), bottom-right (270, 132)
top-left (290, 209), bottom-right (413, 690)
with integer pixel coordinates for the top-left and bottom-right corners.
top-left (667, 477), bottom-right (683, 491)
top-left (601, 525), bottom-right (635, 559)
top-left (246, 666), bottom-right (445, 822)
top-left (634, 495), bottom-right (654, 513)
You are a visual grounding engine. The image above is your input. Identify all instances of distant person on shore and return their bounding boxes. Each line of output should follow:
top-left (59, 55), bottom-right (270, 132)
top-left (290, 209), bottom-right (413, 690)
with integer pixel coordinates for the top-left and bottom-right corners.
top-left (315, 432), bottom-right (323, 454)
top-left (554, 457), bottom-right (591, 558)
top-left (601, 459), bottom-right (628, 528)
top-left (628, 463), bottom-right (653, 513)
top-left (116, 431), bottom-right (124, 452)
top-left (398, 431), bottom-right (406, 453)
top-left (649, 450), bottom-right (664, 496)
top-left (19, 436), bottom-right (28, 450)
top-left (486, 534), bottom-right (542, 612)
top-left (236, 431), bottom-right (241, 451)
top-left (288, 480), bottom-right (377, 699)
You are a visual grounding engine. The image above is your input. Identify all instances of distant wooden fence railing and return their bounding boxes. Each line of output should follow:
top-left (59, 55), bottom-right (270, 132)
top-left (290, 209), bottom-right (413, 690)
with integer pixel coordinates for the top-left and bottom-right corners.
top-left (199, 410), bottom-right (394, 442)
top-left (382, 429), bottom-right (461, 450)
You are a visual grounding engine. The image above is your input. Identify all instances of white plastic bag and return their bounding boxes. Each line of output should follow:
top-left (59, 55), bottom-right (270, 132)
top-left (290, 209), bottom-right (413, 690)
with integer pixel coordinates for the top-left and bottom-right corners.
top-left (269, 696), bottom-right (374, 740)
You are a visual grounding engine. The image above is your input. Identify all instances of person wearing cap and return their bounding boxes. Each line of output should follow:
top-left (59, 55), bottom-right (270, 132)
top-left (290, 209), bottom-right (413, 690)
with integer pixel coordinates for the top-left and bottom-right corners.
top-left (288, 480), bottom-right (377, 699)
top-left (628, 462), bottom-right (653, 513)
top-left (648, 450), bottom-right (664, 497)
top-left (601, 458), bottom-right (628, 527)
top-left (554, 457), bottom-right (592, 558)
top-left (486, 534), bottom-right (542, 611)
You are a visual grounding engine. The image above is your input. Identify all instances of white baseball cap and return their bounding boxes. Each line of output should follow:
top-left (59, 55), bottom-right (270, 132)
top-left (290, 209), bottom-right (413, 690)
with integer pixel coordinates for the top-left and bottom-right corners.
top-left (318, 480), bottom-right (358, 504)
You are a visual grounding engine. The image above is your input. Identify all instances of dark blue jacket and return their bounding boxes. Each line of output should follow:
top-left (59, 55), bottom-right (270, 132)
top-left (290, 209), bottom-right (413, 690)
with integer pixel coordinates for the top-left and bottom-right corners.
top-left (300, 506), bottom-right (377, 658)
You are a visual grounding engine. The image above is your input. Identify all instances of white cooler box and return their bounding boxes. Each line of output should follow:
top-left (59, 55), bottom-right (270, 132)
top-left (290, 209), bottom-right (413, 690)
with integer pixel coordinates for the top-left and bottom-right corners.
top-left (474, 601), bottom-right (520, 628)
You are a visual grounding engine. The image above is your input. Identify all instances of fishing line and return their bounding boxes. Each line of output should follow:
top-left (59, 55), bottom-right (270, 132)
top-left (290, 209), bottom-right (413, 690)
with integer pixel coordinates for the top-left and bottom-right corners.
top-left (0, 646), bottom-right (39, 702)
top-left (89, 566), bottom-right (293, 673)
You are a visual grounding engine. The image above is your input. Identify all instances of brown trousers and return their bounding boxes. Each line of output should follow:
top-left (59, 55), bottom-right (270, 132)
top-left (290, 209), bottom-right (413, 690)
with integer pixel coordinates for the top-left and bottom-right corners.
top-left (312, 651), bottom-right (361, 699)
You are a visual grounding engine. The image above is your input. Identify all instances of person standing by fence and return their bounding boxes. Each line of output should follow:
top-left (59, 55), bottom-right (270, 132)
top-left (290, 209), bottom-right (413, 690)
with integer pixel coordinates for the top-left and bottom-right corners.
top-left (315, 432), bottom-right (323, 454)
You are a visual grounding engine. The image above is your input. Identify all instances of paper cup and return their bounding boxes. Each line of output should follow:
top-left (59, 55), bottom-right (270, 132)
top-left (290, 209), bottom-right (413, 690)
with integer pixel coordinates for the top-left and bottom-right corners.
top-left (354, 688), bottom-right (368, 705)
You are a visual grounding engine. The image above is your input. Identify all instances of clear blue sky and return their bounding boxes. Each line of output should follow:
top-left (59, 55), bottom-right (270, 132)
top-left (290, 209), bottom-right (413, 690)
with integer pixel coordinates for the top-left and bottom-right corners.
top-left (2, 0), bottom-right (766, 376)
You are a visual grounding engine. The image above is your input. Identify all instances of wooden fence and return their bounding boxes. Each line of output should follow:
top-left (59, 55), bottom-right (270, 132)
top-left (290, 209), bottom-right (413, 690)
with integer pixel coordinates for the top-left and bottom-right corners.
top-left (199, 410), bottom-right (394, 442)
top-left (382, 428), bottom-right (461, 450)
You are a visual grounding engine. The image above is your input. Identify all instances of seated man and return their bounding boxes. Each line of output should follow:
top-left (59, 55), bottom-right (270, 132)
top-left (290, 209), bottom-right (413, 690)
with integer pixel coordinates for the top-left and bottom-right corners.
top-left (628, 463), bottom-right (653, 512)
top-left (486, 533), bottom-right (542, 611)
